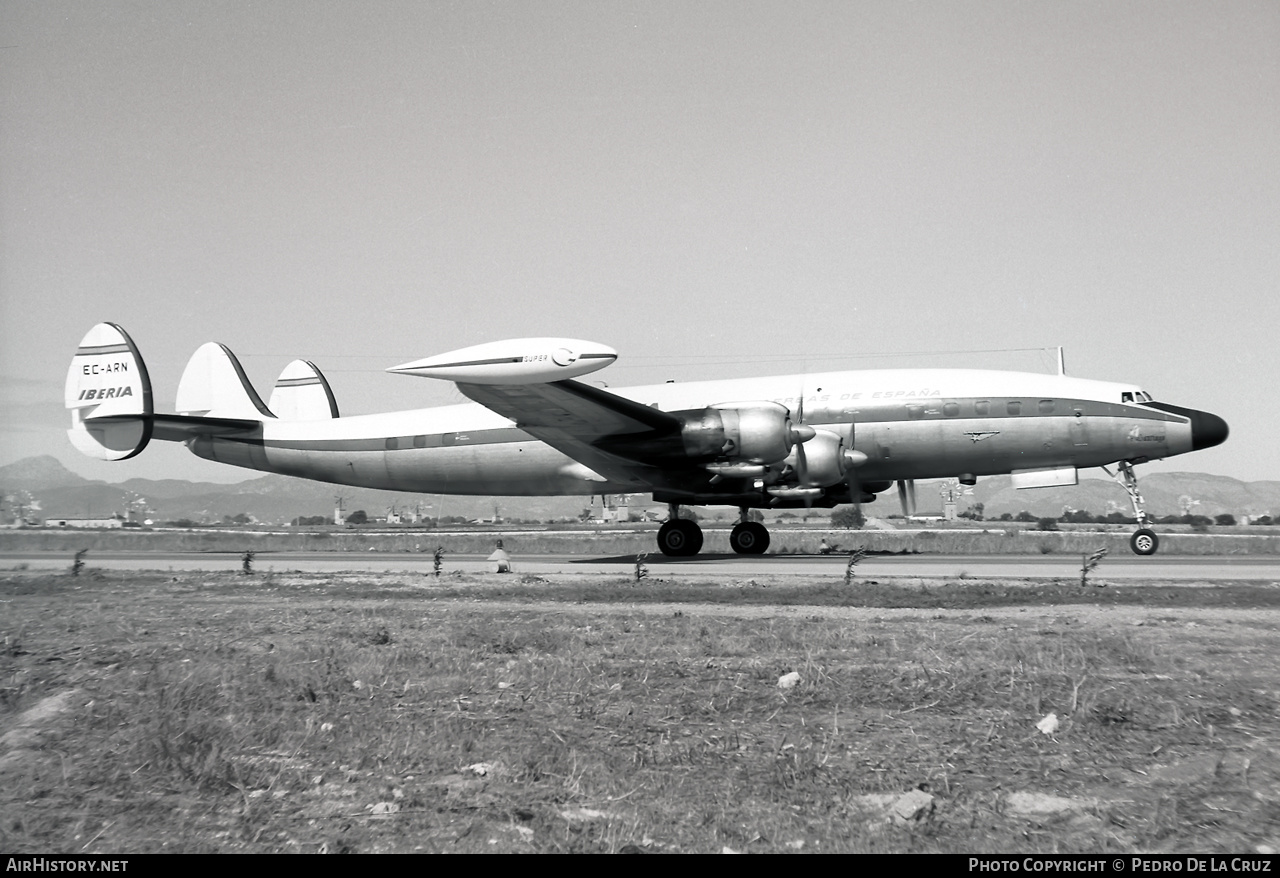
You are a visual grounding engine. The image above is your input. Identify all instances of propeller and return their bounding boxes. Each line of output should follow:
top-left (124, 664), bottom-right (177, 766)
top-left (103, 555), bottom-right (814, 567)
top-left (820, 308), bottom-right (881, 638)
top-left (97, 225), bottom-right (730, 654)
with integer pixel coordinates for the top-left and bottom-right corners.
top-left (845, 421), bottom-right (865, 522)
top-left (792, 393), bottom-right (814, 508)
top-left (773, 391), bottom-right (865, 509)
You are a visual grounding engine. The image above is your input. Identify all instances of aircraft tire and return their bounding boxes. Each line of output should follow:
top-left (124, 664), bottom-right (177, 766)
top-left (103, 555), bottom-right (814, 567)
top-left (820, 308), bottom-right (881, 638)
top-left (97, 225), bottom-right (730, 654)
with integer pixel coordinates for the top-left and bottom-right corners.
top-left (729, 521), bottom-right (770, 555)
top-left (657, 519), bottom-right (704, 557)
top-left (1130, 528), bottom-right (1159, 556)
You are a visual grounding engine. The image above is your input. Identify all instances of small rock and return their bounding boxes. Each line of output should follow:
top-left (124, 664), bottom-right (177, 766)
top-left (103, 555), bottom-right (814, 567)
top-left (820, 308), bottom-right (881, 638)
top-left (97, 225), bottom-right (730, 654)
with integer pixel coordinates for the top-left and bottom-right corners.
top-left (1006, 791), bottom-right (1093, 816)
top-left (1036, 713), bottom-right (1060, 735)
top-left (890, 788), bottom-right (935, 824)
top-left (777, 671), bottom-right (801, 690)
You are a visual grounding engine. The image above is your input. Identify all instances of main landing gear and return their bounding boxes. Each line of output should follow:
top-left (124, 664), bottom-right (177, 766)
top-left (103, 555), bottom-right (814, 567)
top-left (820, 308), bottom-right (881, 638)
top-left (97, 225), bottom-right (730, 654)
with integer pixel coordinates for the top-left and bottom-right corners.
top-left (730, 508), bottom-right (769, 555)
top-left (657, 505), bottom-right (703, 557)
top-left (656, 505), bottom-right (771, 557)
top-left (1103, 461), bottom-right (1160, 556)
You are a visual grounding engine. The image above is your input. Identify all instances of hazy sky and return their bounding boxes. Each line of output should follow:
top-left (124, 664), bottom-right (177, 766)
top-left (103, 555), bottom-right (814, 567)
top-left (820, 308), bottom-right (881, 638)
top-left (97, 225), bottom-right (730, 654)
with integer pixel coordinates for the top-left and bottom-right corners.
top-left (2, 1), bottom-right (1277, 485)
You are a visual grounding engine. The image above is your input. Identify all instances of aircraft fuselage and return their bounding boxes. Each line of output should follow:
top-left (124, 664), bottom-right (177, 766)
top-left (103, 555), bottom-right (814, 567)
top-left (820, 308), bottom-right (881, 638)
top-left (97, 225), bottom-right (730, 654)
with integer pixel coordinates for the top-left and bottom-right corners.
top-left (182, 367), bottom-right (1211, 499)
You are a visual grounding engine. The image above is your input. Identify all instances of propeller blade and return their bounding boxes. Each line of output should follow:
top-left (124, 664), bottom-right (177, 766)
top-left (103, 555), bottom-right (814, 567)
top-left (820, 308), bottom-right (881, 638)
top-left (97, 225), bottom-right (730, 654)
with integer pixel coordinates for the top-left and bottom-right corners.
top-left (897, 479), bottom-right (917, 518)
top-left (789, 390), bottom-right (815, 445)
top-left (796, 390), bottom-right (816, 507)
top-left (795, 439), bottom-right (813, 507)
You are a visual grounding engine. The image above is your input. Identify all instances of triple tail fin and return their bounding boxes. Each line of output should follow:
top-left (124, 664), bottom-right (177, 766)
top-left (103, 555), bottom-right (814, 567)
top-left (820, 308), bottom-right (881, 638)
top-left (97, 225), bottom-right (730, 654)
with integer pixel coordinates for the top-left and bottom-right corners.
top-left (67, 325), bottom-right (273, 462)
top-left (268, 360), bottom-right (339, 420)
top-left (175, 342), bottom-right (275, 420)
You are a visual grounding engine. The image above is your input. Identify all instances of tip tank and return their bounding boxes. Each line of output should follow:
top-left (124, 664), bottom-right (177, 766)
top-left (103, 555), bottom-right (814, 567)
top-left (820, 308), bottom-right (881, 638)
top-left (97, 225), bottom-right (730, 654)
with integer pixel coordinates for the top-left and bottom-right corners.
top-left (388, 338), bottom-right (617, 385)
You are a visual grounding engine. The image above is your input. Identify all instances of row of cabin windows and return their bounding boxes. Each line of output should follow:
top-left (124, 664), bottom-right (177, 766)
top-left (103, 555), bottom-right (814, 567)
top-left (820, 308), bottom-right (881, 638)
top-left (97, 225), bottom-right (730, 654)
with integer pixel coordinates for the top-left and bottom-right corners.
top-left (385, 434), bottom-right (458, 450)
top-left (906, 399), bottom-right (1059, 419)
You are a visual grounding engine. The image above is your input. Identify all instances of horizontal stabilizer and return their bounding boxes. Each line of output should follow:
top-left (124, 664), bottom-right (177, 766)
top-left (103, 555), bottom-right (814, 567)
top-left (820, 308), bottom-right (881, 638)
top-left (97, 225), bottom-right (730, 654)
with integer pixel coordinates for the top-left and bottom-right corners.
top-left (65, 323), bottom-right (154, 460)
top-left (268, 359), bottom-right (339, 420)
top-left (81, 413), bottom-right (261, 443)
top-left (176, 342), bottom-right (275, 420)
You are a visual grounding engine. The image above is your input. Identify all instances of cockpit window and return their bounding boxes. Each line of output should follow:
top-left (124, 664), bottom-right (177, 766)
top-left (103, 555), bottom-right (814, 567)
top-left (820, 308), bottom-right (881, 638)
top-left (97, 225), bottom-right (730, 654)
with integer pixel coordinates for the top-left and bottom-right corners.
top-left (1124, 391), bottom-right (1153, 403)
top-left (1122, 391), bottom-right (1134, 403)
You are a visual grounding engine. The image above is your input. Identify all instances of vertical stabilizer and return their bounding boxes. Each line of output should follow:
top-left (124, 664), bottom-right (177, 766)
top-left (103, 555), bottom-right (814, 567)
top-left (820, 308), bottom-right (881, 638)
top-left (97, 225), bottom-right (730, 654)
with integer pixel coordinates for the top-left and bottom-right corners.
top-left (175, 342), bottom-right (274, 420)
top-left (268, 360), bottom-right (340, 420)
top-left (65, 323), bottom-right (154, 460)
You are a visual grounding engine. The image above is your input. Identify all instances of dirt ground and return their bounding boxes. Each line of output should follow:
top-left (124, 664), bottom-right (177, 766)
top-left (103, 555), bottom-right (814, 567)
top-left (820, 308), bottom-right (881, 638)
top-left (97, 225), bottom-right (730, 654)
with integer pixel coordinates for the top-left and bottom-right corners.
top-left (2, 569), bottom-right (1278, 854)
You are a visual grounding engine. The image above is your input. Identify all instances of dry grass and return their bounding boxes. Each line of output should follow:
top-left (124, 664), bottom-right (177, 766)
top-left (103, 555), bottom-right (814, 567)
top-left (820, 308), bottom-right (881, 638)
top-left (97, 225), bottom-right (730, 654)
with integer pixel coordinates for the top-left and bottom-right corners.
top-left (5, 525), bottom-right (1279, 556)
top-left (1, 570), bottom-right (1278, 853)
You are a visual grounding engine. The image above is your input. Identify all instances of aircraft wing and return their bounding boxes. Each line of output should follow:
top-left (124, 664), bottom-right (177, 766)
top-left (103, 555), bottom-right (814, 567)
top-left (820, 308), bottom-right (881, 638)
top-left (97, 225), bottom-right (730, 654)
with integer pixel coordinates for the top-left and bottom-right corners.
top-left (456, 380), bottom-right (679, 487)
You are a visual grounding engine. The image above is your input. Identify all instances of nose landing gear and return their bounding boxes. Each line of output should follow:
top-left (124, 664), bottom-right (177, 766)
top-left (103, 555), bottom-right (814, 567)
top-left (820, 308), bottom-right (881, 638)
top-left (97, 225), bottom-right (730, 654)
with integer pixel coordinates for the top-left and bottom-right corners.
top-left (1103, 461), bottom-right (1160, 556)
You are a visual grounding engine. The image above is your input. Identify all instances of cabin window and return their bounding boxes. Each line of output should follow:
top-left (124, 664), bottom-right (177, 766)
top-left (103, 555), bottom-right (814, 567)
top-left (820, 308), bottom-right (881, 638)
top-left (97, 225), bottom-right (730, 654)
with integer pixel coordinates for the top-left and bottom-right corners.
top-left (413, 435), bottom-right (426, 448)
top-left (943, 402), bottom-right (960, 417)
top-left (906, 404), bottom-right (925, 419)
top-left (975, 400), bottom-right (990, 416)
top-left (1007, 401), bottom-right (1022, 416)
top-left (385, 437), bottom-right (399, 450)
top-left (1039, 399), bottom-right (1056, 414)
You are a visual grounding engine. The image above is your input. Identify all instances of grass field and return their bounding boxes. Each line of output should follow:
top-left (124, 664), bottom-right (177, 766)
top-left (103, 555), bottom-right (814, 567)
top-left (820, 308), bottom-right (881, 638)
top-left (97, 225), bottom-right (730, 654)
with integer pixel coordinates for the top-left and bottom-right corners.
top-left (2, 569), bottom-right (1278, 854)
top-left (4, 523), bottom-right (1279, 556)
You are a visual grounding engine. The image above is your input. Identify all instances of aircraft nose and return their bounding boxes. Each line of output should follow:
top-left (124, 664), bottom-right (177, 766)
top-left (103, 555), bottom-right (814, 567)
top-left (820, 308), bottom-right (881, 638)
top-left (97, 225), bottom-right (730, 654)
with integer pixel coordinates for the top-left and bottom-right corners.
top-left (1189, 409), bottom-right (1229, 451)
top-left (1146, 402), bottom-right (1229, 451)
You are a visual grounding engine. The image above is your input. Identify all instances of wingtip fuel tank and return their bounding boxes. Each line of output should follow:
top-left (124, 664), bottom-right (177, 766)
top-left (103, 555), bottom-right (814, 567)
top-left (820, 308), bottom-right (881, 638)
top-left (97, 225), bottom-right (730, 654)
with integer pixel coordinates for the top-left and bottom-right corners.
top-left (387, 338), bottom-right (617, 385)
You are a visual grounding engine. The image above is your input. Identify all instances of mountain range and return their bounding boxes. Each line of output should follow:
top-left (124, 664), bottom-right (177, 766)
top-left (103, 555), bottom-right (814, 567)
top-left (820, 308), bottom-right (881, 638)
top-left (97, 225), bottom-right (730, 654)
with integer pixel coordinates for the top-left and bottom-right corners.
top-left (2, 455), bottom-right (1278, 525)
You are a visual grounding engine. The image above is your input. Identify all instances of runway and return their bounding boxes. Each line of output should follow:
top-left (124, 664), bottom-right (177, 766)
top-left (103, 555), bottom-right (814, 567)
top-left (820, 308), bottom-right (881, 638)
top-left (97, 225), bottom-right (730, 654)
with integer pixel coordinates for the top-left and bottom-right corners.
top-left (3, 550), bottom-right (1277, 581)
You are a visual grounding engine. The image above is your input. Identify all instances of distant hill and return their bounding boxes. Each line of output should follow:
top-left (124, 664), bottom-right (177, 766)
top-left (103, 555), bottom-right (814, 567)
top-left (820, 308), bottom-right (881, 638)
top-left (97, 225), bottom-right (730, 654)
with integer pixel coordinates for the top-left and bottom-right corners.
top-left (3, 455), bottom-right (1277, 525)
top-left (965, 473), bottom-right (1280, 520)
top-left (0, 455), bottom-right (96, 490)
top-left (0, 456), bottom-right (613, 524)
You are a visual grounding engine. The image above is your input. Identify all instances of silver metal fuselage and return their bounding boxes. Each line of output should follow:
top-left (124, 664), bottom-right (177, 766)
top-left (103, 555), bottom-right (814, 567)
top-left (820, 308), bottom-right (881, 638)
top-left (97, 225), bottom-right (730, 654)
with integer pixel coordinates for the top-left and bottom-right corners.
top-left (184, 368), bottom-right (1197, 497)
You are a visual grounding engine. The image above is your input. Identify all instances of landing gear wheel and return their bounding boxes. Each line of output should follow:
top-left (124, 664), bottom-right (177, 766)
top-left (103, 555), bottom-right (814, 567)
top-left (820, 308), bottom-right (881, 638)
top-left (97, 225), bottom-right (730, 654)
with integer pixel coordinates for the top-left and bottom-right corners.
top-left (729, 521), bottom-right (770, 555)
top-left (1130, 528), bottom-right (1159, 556)
top-left (657, 519), bottom-right (704, 557)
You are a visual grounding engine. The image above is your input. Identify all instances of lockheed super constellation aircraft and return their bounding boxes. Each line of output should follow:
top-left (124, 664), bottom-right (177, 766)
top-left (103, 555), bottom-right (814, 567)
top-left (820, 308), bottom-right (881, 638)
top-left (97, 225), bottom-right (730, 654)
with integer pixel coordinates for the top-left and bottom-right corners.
top-left (66, 323), bottom-right (1227, 556)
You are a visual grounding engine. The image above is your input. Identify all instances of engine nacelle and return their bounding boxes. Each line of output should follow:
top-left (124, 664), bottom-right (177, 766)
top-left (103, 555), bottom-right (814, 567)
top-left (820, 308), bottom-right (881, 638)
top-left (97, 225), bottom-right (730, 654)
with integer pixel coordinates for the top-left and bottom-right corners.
top-left (677, 401), bottom-right (809, 465)
top-left (785, 429), bottom-right (851, 487)
top-left (599, 400), bottom-right (814, 468)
